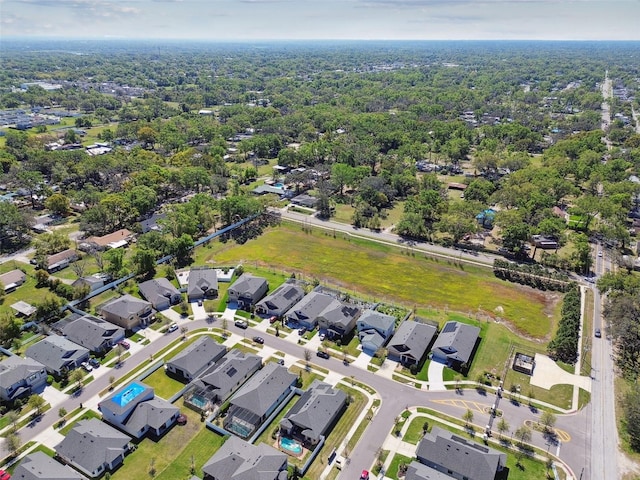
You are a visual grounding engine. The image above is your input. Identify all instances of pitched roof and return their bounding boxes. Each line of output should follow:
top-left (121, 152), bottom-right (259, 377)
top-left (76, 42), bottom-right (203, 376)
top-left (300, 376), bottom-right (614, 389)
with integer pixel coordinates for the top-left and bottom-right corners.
top-left (192, 349), bottom-right (262, 402)
top-left (229, 362), bottom-right (296, 418)
top-left (405, 461), bottom-right (453, 480)
top-left (416, 427), bottom-right (507, 480)
top-left (388, 321), bottom-right (437, 361)
top-left (357, 310), bottom-right (395, 333)
top-left (0, 269), bottom-right (26, 287)
top-left (285, 291), bottom-right (335, 322)
top-left (167, 336), bottom-right (227, 378)
top-left (139, 213), bottom-right (166, 233)
top-left (86, 229), bottom-right (133, 247)
top-left (0, 355), bottom-right (45, 389)
top-left (100, 382), bottom-right (154, 417)
top-left (431, 322), bottom-right (481, 364)
top-left (55, 419), bottom-right (130, 476)
top-left (13, 451), bottom-right (87, 480)
top-left (229, 273), bottom-right (267, 297)
top-left (280, 380), bottom-right (346, 441)
top-left (358, 330), bottom-right (386, 351)
top-left (100, 294), bottom-right (152, 319)
top-left (256, 282), bottom-right (305, 313)
top-left (320, 302), bottom-right (361, 330)
top-left (46, 249), bottom-right (77, 268)
top-left (62, 315), bottom-right (124, 351)
top-left (139, 278), bottom-right (181, 306)
top-left (123, 397), bottom-right (179, 433)
top-left (202, 436), bottom-right (287, 480)
top-left (187, 267), bottom-right (218, 297)
top-left (25, 335), bottom-right (89, 373)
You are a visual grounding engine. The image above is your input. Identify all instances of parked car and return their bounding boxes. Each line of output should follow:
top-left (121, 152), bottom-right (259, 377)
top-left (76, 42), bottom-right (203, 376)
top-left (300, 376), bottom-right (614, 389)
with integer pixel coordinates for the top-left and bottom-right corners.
top-left (360, 470), bottom-right (370, 480)
top-left (117, 340), bottom-right (130, 350)
top-left (253, 336), bottom-right (264, 344)
top-left (316, 350), bottom-right (330, 359)
top-left (88, 358), bottom-right (100, 368)
top-left (278, 358), bottom-right (285, 365)
top-left (298, 327), bottom-right (307, 336)
top-left (595, 328), bottom-right (602, 338)
top-left (235, 319), bottom-right (248, 329)
top-left (269, 316), bottom-right (278, 324)
top-left (80, 361), bottom-right (93, 372)
top-left (167, 323), bottom-right (179, 333)
top-left (197, 299), bottom-right (203, 306)
top-left (319, 333), bottom-right (326, 341)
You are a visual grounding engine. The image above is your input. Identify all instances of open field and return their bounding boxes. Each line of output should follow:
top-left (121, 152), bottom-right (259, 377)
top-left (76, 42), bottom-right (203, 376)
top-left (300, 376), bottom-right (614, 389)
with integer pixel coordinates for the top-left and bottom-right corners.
top-left (199, 222), bottom-right (561, 340)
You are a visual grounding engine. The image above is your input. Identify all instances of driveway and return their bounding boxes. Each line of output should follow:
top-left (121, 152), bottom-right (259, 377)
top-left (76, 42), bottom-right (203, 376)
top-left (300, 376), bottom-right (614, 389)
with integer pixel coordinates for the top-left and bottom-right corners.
top-left (531, 354), bottom-right (592, 392)
top-left (427, 360), bottom-right (446, 391)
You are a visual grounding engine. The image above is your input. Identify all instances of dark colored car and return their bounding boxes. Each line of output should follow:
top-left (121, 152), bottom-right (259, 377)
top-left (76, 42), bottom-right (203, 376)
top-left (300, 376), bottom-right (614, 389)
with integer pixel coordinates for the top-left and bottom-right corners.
top-left (298, 327), bottom-right (307, 336)
top-left (595, 328), bottom-right (602, 338)
top-left (88, 358), bottom-right (100, 368)
top-left (253, 336), bottom-right (264, 344)
top-left (117, 340), bottom-right (130, 350)
top-left (316, 350), bottom-right (330, 359)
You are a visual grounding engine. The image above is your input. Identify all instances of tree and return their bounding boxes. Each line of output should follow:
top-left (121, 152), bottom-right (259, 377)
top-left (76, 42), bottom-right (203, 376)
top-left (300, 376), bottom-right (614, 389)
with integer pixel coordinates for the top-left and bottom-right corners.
top-left (71, 258), bottom-right (87, 278)
top-left (168, 234), bottom-right (194, 266)
top-left (69, 368), bottom-right (85, 391)
top-left (303, 349), bottom-right (312, 370)
top-left (623, 383), bottom-right (640, 451)
top-left (104, 248), bottom-right (125, 276)
top-left (45, 193), bottom-right (71, 216)
top-left (6, 410), bottom-right (20, 433)
top-left (5, 432), bottom-right (21, 456)
top-left (15, 169), bottom-right (44, 209)
top-left (515, 425), bottom-right (532, 446)
top-left (131, 249), bottom-right (156, 277)
top-left (539, 411), bottom-right (557, 432)
top-left (497, 417), bottom-right (510, 440)
top-left (27, 393), bottom-right (46, 416)
top-left (0, 202), bottom-right (32, 251)
top-left (462, 408), bottom-right (474, 427)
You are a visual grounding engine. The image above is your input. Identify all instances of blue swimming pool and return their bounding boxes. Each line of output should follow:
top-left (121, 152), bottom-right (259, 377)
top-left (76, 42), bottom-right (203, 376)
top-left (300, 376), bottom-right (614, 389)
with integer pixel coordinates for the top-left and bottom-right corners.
top-left (112, 382), bottom-right (146, 407)
top-left (274, 182), bottom-right (285, 189)
top-left (280, 437), bottom-right (302, 455)
top-left (190, 394), bottom-right (207, 409)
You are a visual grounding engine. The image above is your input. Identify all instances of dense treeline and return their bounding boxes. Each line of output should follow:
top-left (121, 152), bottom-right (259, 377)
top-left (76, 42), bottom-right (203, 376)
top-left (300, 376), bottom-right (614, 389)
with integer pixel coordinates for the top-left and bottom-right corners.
top-left (493, 259), bottom-right (570, 291)
top-left (547, 285), bottom-right (581, 363)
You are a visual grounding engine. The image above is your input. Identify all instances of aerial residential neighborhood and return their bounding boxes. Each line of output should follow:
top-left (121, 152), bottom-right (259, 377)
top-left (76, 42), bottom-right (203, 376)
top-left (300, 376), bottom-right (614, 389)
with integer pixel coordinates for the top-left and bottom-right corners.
top-left (0, 23), bottom-right (638, 480)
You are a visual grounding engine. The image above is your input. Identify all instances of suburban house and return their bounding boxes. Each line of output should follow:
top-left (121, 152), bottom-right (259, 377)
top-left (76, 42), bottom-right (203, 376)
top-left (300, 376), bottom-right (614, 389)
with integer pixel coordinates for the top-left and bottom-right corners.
top-left (86, 228), bottom-right (134, 250)
top-left (356, 310), bottom-right (396, 355)
top-left (46, 249), bottom-right (78, 273)
top-left (412, 426), bottom-right (508, 480)
top-left (25, 335), bottom-right (90, 376)
top-left (99, 381), bottom-right (179, 439)
top-left (187, 266), bottom-right (219, 302)
top-left (55, 418), bottom-right (131, 478)
top-left (139, 278), bottom-right (182, 310)
top-left (201, 436), bottom-right (288, 480)
top-left (71, 275), bottom-right (106, 293)
top-left (316, 300), bottom-right (361, 339)
top-left (531, 234), bottom-right (559, 250)
top-left (13, 451), bottom-right (88, 480)
top-left (255, 282), bottom-right (305, 318)
top-left (0, 355), bottom-right (47, 403)
top-left (387, 321), bottom-right (437, 366)
top-left (184, 349), bottom-right (262, 412)
top-left (139, 213), bottom-right (166, 234)
top-left (431, 321), bottom-right (481, 369)
top-left (61, 315), bottom-right (125, 354)
top-left (227, 274), bottom-right (269, 310)
top-left (165, 336), bottom-right (227, 382)
top-left (100, 294), bottom-right (153, 330)
top-left (224, 362), bottom-right (297, 439)
top-left (279, 380), bottom-right (347, 448)
top-left (0, 269), bottom-right (26, 293)
top-left (284, 291), bottom-right (339, 331)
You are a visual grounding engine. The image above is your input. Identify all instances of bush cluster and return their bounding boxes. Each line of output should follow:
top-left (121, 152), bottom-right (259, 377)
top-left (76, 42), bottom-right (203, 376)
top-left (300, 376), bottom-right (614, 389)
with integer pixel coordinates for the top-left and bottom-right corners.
top-left (493, 259), bottom-right (570, 291)
top-left (547, 285), bottom-right (581, 363)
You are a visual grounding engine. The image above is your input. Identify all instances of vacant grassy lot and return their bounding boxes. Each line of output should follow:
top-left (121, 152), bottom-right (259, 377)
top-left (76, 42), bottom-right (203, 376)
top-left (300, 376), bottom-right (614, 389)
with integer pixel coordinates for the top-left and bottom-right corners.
top-left (202, 223), bottom-right (559, 340)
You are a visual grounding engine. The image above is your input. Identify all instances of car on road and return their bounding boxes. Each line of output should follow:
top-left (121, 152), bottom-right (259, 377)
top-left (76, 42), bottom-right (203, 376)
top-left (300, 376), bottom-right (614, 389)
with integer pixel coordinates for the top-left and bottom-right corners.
top-left (167, 323), bottom-right (179, 333)
top-left (360, 470), bottom-right (370, 480)
top-left (598, 251), bottom-right (603, 257)
top-left (316, 350), bottom-right (330, 359)
top-left (595, 328), bottom-right (602, 338)
top-left (117, 340), bottom-right (130, 350)
top-left (252, 336), bottom-right (264, 344)
top-left (235, 319), bottom-right (248, 329)
top-left (88, 358), bottom-right (100, 369)
top-left (298, 327), bottom-right (307, 336)
top-left (80, 361), bottom-right (93, 372)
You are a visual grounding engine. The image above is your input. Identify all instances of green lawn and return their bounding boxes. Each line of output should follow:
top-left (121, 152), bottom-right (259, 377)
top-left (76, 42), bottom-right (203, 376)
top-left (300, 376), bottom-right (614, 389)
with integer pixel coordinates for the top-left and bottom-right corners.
top-left (204, 222), bottom-right (559, 340)
top-left (142, 367), bottom-right (185, 400)
top-left (0, 262), bottom-right (63, 318)
top-left (59, 409), bottom-right (101, 435)
top-left (387, 453), bottom-right (413, 479)
top-left (403, 416), bottom-right (430, 444)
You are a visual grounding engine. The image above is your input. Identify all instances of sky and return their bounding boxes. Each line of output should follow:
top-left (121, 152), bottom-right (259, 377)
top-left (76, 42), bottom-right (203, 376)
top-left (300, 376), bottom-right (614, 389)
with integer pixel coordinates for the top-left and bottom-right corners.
top-left (1, 0), bottom-right (639, 41)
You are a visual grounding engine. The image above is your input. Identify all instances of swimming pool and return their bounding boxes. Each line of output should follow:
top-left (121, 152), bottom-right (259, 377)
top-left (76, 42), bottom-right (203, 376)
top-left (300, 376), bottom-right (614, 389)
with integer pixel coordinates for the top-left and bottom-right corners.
top-left (280, 437), bottom-right (302, 455)
top-left (190, 394), bottom-right (207, 409)
top-left (112, 382), bottom-right (146, 407)
top-left (274, 182), bottom-right (285, 189)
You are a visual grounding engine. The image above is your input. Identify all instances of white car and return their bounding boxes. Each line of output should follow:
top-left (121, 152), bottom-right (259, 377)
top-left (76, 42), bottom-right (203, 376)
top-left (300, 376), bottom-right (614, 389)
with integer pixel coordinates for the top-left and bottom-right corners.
top-left (80, 362), bottom-right (93, 372)
top-left (167, 323), bottom-right (179, 333)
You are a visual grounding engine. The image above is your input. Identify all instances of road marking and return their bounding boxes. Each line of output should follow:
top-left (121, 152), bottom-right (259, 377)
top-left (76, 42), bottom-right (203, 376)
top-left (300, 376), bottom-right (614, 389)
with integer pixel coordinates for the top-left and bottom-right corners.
top-left (432, 399), bottom-right (488, 414)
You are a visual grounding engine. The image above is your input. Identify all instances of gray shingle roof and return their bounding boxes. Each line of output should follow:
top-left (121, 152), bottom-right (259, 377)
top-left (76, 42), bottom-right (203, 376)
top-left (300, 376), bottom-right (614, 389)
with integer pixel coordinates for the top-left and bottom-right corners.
top-left (62, 315), bottom-right (124, 352)
top-left (388, 321), bottom-right (437, 362)
top-left (101, 382), bottom-right (154, 417)
top-left (202, 436), bottom-right (287, 480)
top-left (0, 355), bottom-right (45, 389)
top-left (431, 322), bottom-right (481, 364)
top-left (167, 336), bottom-right (227, 379)
top-left (229, 362), bottom-right (296, 418)
top-left (100, 294), bottom-right (151, 320)
top-left (229, 274), bottom-right (268, 299)
top-left (405, 461), bottom-right (453, 480)
top-left (357, 310), bottom-right (395, 334)
top-left (416, 426), bottom-right (507, 480)
top-left (255, 283), bottom-right (305, 315)
top-left (123, 397), bottom-right (179, 433)
top-left (25, 335), bottom-right (89, 374)
top-left (13, 451), bottom-right (87, 480)
top-left (139, 278), bottom-right (181, 308)
top-left (285, 291), bottom-right (335, 323)
top-left (191, 349), bottom-right (262, 403)
top-left (280, 380), bottom-right (346, 441)
top-left (0, 269), bottom-right (26, 287)
top-left (55, 419), bottom-right (130, 476)
top-left (187, 267), bottom-right (218, 298)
